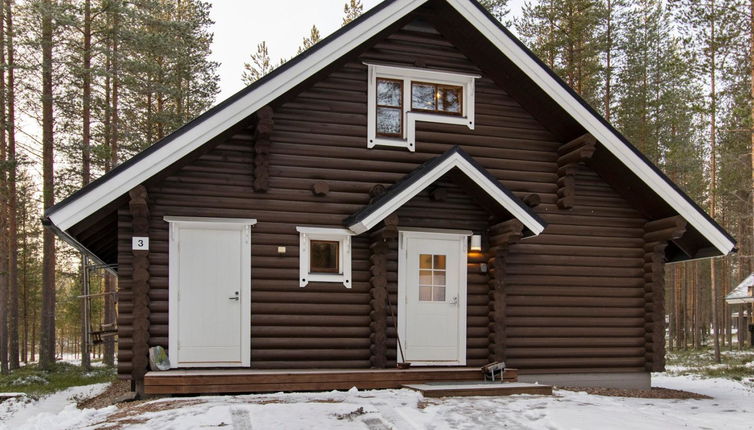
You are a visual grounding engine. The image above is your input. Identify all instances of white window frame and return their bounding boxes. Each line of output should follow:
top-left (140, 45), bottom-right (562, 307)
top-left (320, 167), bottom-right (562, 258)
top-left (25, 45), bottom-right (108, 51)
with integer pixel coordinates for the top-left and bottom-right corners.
top-left (297, 226), bottom-right (353, 288)
top-left (366, 62), bottom-right (480, 152)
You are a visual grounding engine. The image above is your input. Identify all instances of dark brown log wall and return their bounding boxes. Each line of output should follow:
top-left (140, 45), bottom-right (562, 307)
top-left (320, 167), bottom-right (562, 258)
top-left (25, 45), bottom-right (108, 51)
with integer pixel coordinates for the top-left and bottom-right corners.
top-left (116, 23), bottom-right (658, 377)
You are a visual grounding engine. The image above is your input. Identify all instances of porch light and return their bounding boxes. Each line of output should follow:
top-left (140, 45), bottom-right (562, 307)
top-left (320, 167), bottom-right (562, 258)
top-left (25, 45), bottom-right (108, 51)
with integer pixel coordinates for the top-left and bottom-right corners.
top-left (470, 234), bottom-right (482, 252)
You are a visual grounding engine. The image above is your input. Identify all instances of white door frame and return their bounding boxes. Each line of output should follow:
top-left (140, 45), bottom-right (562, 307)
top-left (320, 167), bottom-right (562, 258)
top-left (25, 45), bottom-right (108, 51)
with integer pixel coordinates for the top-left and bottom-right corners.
top-left (398, 228), bottom-right (470, 366)
top-left (166, 216), bottom-right (255, 368)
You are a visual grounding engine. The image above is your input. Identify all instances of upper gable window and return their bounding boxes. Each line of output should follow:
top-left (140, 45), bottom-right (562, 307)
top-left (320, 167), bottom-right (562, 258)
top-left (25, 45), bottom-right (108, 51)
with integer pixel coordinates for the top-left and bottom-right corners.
top-left (367, 63), bottom-right (479, 152)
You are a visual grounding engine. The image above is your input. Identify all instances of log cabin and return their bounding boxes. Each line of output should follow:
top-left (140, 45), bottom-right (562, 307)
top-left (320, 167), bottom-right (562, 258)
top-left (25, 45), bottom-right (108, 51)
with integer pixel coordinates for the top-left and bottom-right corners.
top-left (44, 0), bottom-right (736, 395)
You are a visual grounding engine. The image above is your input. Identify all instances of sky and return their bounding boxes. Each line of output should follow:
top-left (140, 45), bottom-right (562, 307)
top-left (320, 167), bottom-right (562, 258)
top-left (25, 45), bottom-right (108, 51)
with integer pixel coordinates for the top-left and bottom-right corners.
top-left (208, 0), bottom-right (383, 101)
top-left (208, 0), bottom-right (525, 102)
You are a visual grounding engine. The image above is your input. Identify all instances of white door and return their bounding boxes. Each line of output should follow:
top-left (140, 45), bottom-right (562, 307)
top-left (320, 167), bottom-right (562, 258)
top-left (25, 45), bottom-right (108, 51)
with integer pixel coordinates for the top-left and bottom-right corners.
top-left (399, 230), bottom-right (468, 365)
top-left (167, 217), bottom-right (254, 368)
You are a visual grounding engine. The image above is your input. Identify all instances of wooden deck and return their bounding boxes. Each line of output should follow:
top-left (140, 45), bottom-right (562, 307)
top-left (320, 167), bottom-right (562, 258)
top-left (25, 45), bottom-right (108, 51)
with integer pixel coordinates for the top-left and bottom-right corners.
top-left (144, 367), bottom-right (492, 395)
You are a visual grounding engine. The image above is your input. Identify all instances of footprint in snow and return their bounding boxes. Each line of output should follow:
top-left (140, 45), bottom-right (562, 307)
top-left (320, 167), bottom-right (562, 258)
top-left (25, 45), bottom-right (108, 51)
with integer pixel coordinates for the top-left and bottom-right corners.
top-left (523, 410), bottom-right (546, 421)
top-left (362, 416), bottom-right (392, 430)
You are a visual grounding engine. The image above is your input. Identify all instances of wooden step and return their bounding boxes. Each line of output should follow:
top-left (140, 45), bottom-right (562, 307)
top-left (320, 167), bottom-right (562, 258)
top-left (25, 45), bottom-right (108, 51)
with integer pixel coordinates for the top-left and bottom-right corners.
top-left (403, 381), bottom-right (553, 397)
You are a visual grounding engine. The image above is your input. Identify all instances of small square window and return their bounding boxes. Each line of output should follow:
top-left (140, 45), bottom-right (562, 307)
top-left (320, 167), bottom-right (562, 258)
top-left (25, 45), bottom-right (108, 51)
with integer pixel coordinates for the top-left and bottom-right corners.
top-left (310, 240), bottom-right (340, 273)
top-left (297, 227), bottom-right (353, 288)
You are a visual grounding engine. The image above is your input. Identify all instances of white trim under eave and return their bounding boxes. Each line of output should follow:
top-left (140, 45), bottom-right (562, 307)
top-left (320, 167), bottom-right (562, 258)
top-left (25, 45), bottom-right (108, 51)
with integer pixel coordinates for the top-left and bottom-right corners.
top-left (47, 0), bottom-right (431, 233)
top-left (348, 152), bottom-right (545, 236)
top-left (446, 0), bottom-right (735, 256)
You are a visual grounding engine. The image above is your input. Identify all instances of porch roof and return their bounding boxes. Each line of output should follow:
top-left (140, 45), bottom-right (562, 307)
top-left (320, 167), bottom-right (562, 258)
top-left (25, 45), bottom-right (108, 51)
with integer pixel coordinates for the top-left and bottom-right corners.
top-left (344, 146), bottom-right (546, 235)
top-left (726, 273), bottom-right (754, 304)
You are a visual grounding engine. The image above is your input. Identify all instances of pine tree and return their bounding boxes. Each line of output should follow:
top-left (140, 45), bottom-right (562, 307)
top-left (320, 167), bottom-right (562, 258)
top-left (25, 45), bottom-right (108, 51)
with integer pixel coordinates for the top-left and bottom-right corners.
top-left (478, 0), bottom-right (511, 25)
top-left (242, 41), bottom-right (274, 85)
top-left (297, 25), bottom-right (321, 55)
top-left (516, 0), bottom-right (605, 108)
top-left (342, 0), bottom-right (363, 26)
top-left (39, 0), bottom-right (57, 370)
top-left (615, 0), bottom-right (666, 163)
top-left (602, 0), bottom-right (627, 121)
top-left (6, 0), bottom-right (19, 370)
top-left (0, 0), bottom-right (6, 375)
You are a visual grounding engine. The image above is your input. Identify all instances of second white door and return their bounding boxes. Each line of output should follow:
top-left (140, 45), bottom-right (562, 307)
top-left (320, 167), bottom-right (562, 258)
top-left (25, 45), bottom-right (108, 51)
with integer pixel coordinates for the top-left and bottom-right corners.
top-left (399, 230), bottom-right (467, 365)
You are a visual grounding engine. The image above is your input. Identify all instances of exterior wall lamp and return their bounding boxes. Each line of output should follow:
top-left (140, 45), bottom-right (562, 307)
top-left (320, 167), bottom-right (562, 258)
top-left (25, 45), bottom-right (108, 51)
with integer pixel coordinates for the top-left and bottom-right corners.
top-left (470, 234), bottom-right (482, 252)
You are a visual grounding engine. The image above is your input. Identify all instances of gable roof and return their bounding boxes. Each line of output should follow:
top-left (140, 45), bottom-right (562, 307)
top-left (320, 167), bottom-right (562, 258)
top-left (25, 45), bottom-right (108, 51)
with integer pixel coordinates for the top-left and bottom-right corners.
top-left (346, 146), bottom-right (546, 235)
top-left (725, 274), bottom-right (754, 304)
top-left (45, 0), bottom-right (735, 258)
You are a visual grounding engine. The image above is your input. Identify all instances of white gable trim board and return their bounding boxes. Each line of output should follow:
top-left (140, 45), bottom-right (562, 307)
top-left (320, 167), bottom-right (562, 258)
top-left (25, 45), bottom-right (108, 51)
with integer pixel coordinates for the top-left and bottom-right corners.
top-left (45, 0), bottom-right (734, 257)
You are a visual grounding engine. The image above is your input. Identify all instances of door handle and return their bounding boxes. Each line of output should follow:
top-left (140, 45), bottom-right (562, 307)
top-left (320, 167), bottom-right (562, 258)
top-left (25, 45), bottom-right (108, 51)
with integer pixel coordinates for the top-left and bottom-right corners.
top-left (449, 296), bottom-right (458, 305)
top-left (229, 291), bottom-right (239, 301)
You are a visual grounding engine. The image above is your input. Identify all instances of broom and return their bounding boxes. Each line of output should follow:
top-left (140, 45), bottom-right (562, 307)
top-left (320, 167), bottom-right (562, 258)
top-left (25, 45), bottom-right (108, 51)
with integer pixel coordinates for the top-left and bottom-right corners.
top-left (386, 288), bottom-right (410, 369)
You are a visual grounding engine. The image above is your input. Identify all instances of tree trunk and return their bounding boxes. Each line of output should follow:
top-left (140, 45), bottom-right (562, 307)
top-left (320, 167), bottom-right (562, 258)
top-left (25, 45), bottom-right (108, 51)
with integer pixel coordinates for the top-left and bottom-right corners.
top-left (82, 0), bottom-right (91, 185)
top-left (20, 198), bottom-right (27, 363)
top-left (79, 0), bottom-right (92, 371)
top-left (40, 0), bottom-right (57, 370)
top-left (675, 264), bottom-right (682, 349)
top-left (110, 5), bottom-right (119, 168)
top-left (80, 259), bottom-right (90, 370)
top-left (102, 5), bottom-right (119, 368)
top-left (693, 261), bottom-right (701, 348)
top-left (30, 302), bottom-right (35, 362)
top-left (6, 0), bottom-right (17, 370)
top-left (681, 263), bottom-right (687, 349)
top-left (750, 0), bottom-right (754, 349)
top-left (0, 0), bottom-right (7, 375)
top-left (708, 0), bottom-right (721, 362)
top-left (604, 0), bottom-right (613, 121)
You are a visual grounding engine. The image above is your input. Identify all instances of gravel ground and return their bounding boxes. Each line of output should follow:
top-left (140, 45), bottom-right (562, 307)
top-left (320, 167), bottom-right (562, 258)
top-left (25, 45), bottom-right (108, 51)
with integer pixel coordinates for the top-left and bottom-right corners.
top-left (557, 386), bottom-right (712, 399)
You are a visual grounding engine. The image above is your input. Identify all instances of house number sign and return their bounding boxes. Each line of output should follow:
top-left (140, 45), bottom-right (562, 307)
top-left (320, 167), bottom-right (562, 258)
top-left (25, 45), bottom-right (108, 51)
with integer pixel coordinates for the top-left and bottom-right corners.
top-left (132, 236), bottom-right (150, 251)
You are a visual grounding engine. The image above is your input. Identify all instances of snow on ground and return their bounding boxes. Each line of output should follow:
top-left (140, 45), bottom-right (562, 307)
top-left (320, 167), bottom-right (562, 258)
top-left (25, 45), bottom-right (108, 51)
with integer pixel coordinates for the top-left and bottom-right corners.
top-left (1, 375), bottom-right (753, 430)
top-left (0, 383), bottom-right (112, 430)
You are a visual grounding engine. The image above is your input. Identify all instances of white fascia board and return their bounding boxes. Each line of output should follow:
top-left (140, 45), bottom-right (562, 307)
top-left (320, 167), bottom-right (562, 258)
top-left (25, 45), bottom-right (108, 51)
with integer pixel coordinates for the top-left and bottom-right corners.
top-left (350, 152), bottom-right (545, 235)
top-left (48, 0), bottom-right (429, 233)
top-left (296, 226), bottom-right (355, 236)
top-left (446, 0), bottom-right (735, 256)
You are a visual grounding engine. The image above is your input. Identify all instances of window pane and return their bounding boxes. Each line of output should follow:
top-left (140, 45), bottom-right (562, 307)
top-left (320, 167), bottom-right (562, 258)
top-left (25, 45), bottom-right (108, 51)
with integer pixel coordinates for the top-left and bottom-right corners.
top-left (376, 107), bottom-right (401, 135)
top-left (420, 254), bottom-right (432, 269)
top-left (419, 270), bottom-right (432, 285)
top-left (412, 83), bottom-right (436, 111)
top-left (433, 255), bottom-right (446, 270)
top-left (438, 86), bottom-right (461, 113)
top-left (419, 286), bottom-right (432, 301)
top-left (377, 79), bottom-right (402, 107)
top-left (433, 287), bottom-right (446, 302)
top-left (310, 240), bottom-right (339, 273)
top-left (434, 271), bottom-right (446, 286)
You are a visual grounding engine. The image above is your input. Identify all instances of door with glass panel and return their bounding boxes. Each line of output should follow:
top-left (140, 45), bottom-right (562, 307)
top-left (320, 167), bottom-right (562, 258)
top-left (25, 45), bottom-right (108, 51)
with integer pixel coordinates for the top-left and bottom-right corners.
top-left (399, 230), bottom-right (467, 365)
